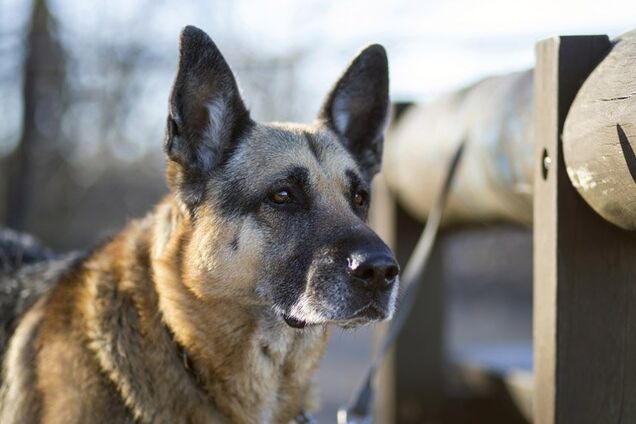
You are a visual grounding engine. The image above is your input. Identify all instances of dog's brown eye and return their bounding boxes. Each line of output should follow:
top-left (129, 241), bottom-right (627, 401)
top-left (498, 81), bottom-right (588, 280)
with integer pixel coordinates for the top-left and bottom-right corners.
top-left (270, 189), bottom-right (291, 204)
top-left (354, 191), bottom-right (367, 208)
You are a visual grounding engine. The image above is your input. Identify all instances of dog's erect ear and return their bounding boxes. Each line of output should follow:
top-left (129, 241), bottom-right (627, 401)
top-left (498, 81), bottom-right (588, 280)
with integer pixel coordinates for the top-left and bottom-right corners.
top-left (165, 26), bottom-right (250, 204)
top-left (319, 44), bottom-right (390, 180)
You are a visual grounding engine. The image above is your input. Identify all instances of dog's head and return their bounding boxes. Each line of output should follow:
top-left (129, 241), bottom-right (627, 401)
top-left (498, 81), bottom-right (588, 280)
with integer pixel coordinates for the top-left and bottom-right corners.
top-left (164, 26), bottom-right (398, 329)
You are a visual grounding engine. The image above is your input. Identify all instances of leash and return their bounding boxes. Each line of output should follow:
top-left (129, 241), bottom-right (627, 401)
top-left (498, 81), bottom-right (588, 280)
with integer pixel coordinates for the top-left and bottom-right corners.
top-left (337, 140), bottom-right (466, 424)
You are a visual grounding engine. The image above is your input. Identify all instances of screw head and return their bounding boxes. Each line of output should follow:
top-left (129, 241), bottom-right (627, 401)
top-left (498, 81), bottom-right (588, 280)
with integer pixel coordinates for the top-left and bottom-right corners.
top-left (542, 149), bottom-right (551, 180)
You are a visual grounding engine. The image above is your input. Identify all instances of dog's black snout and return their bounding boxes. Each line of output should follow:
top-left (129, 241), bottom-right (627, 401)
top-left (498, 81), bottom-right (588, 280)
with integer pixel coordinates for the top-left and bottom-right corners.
top-left (349, 252), bottom-right (399, 291)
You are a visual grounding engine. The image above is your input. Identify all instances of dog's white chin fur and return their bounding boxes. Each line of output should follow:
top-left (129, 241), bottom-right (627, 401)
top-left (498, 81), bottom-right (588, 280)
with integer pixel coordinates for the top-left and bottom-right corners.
top-left (272, 280), bottom-right (399, 329)
top-left (277, 302), bottom-right (395, 330)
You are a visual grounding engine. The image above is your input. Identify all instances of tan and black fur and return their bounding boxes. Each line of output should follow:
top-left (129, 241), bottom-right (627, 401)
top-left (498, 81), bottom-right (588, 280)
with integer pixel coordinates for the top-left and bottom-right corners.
top-left (0, 26), bottom-right (398, 423)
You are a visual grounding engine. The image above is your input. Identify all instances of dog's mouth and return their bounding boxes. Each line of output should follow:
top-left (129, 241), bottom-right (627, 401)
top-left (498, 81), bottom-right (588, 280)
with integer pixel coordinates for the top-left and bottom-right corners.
top-left (281, 303), bottom-right (388, 330)
top-left (336, 303), bottom-right (388, 329)
top-left (283, 314), bottom-right (308, 329)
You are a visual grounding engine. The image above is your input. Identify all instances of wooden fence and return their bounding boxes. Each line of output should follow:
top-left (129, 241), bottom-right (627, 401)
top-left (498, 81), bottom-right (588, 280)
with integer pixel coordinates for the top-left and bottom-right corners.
top-left (373, 30), bottom-right (636, 423)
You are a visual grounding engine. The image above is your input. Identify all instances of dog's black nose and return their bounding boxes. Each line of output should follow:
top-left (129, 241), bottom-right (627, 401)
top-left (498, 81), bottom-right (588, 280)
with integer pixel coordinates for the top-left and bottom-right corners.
top-left (349, 252), bottom-right (399, 291)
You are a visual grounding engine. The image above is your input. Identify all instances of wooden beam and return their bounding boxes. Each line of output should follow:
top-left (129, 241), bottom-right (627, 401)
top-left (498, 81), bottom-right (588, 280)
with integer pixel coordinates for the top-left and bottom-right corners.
top-left (563, 29), bottom-right (636, 230)
top-left (534, 35), bottom-right (636, 423)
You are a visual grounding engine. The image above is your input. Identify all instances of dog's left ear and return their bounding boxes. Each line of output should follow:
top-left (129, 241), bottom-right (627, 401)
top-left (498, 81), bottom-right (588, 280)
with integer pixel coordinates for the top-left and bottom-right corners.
top-left (319, 44), bottom-right (390, 180)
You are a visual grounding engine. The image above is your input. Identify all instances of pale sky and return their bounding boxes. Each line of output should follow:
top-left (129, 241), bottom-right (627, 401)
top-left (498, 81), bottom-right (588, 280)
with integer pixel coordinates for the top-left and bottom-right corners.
top-left (48, 0), bottom-right (636, 100)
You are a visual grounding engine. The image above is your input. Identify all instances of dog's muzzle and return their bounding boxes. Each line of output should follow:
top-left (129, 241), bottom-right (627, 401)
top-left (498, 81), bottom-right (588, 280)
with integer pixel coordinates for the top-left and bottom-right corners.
top-left (280, 227), bottom-right (399, 329)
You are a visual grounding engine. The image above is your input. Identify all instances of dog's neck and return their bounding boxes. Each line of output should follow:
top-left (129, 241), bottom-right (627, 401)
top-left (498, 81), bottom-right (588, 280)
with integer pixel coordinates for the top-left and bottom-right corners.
top-left (148, 198), bottom-right (330, 423)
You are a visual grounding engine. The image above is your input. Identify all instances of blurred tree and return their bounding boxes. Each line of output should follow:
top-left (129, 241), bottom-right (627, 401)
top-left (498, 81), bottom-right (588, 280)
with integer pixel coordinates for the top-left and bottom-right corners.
top-left (0, 0), bottom-right (307, 250)
top-left (4, 0), bottom-right (66, 231)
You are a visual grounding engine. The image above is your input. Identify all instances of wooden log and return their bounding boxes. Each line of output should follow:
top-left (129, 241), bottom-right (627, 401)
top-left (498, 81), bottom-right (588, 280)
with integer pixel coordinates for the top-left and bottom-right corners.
top-left (384, 70), bottom-right (534, 225)
top-left (563, 30), bottom-right (636, 230)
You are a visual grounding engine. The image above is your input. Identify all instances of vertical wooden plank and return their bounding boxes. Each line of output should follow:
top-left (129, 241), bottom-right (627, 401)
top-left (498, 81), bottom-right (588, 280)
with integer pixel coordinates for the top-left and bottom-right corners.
top-left (369, 173), bottom-right (397, 424)
top-left (393, 206), bottom-right (444, 423)
top-left (533, 35), bottom-right (636, 424)
top-left (372, 102), bottom-right (426, 423)
top-left (370, 177), bottom-right (445, 423)
top-left (533, 36), bottom-right (563, 424)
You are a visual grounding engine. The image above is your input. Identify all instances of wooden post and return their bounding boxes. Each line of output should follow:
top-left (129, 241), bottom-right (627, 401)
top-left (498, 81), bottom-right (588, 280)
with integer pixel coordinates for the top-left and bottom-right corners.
top-left (393, 206), bottom-right (444, 423)
top-left (370, 178), bottom-right (445, 423)
top-left (369, 173), bottom-right (397, 424)
top-left (534, 35), bottom-right (636, 423)
top-left (373, 102), bottom-right (447, 424)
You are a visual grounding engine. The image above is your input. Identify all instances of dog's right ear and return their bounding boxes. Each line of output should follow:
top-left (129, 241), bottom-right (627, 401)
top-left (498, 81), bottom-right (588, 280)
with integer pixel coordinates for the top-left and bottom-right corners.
top-left (318, 44), bottom-right (389, 181)
top-left (165, 26), bottom-right (250, 206)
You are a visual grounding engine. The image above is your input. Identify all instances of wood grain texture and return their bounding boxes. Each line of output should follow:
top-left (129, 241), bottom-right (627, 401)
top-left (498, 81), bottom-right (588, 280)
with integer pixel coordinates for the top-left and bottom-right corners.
top-left (534, 35), bottom-right (636, 424)
top-left (563, 30), bottom-right (636, 230)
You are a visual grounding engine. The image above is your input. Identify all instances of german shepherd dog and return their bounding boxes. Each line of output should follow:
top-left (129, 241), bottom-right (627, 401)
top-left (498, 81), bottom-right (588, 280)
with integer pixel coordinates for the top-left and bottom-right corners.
top-left (0, 26), bottom-right (398, 423)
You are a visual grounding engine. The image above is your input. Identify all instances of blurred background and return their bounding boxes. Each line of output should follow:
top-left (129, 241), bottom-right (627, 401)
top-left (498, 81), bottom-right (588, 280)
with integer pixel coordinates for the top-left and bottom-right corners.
top-left (0, 0), bottom-right (634, 422)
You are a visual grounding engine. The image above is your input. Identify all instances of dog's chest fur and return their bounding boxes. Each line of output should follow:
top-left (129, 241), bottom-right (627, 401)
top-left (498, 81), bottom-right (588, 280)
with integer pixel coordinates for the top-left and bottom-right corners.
top-left (179, 313), bottom-right (329, 423)
top-left (240, 320), bottom-right (328, 423)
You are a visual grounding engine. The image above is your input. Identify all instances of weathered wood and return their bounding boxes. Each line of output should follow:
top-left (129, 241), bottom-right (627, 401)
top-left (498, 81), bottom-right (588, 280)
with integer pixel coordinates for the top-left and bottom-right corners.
top-left (534, 35), bottom-right (636, 424)
top-left (563, 30), bottom-right (636, 230)
top-left (384, 70), bottom-right (534, 225)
